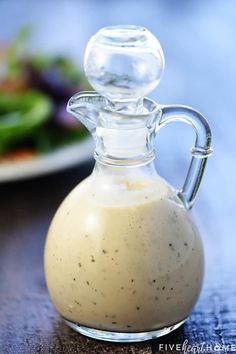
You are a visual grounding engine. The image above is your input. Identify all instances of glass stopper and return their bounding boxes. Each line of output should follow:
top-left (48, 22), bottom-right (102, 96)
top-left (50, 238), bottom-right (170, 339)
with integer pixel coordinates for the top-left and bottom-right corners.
top-left (84, 25), bottom-right (165, 103)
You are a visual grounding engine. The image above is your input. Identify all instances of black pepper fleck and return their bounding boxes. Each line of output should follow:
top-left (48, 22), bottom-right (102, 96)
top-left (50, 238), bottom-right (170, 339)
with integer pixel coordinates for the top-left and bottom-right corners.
top-left (169, 243), bottom-right (175, 251)
top-left (136, 307), bottom-right (140, 310)
top-left (162, 286), bottom-right (165, 290)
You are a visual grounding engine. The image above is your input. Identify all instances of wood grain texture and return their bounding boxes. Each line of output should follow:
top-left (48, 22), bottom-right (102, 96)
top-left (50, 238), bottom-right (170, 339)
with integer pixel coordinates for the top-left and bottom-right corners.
top-left (0, 162), bottom-right (235, 354)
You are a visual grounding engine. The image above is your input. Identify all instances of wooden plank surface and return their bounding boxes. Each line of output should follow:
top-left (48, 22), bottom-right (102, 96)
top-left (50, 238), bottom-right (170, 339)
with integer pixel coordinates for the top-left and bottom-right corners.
top-left (0, 162), bottom-right (235, 353)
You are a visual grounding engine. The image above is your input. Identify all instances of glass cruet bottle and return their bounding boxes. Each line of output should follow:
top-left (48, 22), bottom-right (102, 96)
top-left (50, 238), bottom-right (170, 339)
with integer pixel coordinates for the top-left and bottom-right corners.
top-left (44, 25), bottom-right (213, 342)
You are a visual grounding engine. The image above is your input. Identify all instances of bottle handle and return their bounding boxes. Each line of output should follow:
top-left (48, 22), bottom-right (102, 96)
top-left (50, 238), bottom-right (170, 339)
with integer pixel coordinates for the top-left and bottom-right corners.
top-left (157, 105), bottom-right (213, 209)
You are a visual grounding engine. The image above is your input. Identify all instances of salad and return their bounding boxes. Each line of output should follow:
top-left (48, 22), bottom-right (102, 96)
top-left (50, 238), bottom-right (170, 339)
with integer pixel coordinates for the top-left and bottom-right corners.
top-left (0, 27), bottom-right (90, 161)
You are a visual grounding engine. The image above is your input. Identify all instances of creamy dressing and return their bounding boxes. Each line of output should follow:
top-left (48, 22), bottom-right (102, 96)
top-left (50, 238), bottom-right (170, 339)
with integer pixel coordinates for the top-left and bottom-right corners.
top-left (44, 174), bottom-right (204, 332)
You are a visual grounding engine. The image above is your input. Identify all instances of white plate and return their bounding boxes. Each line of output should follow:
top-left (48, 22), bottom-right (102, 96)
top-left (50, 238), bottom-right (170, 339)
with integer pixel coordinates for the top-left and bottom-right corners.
top-left (0, 137), bottom-right (94, 182)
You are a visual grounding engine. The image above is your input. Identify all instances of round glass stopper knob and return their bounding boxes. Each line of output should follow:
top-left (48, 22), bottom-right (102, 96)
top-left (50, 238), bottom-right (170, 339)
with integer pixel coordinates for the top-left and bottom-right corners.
top-left (84, 25), bottom-right (165, 102)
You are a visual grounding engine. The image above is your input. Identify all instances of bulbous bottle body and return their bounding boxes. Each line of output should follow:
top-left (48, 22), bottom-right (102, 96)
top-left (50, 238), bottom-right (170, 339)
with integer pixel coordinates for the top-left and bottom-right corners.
top-left (44, 164), bottom-right (204, 341)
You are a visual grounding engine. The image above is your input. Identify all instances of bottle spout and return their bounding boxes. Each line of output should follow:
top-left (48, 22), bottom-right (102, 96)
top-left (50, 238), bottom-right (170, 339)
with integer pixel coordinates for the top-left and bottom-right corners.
top-left (66, 91), bottom-right (100, 132)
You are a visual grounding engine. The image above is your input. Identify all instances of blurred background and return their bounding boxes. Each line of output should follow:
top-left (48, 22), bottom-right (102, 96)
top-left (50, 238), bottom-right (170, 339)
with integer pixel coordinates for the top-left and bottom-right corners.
top-left (0, 0), bottom-right (235, 349)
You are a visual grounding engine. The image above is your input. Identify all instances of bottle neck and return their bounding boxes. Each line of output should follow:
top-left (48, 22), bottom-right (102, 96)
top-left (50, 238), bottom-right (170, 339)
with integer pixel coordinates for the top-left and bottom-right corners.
top-left (67, 93), bottom-right (161, 166)
top-left (93, 124), bottom-right (156, 167)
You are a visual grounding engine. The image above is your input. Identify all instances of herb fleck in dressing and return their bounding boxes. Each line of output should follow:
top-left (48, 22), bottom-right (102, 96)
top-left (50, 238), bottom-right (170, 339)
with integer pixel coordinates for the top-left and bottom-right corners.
top-left (45, 175), bottom-right (204, 332)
